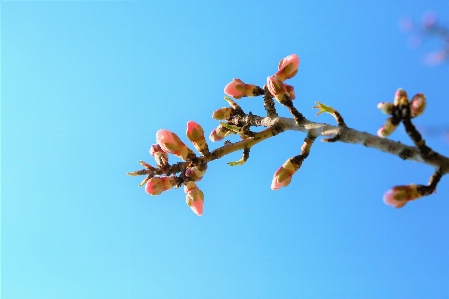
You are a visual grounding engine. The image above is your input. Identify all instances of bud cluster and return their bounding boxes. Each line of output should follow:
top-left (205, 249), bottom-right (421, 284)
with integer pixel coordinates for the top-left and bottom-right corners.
top-left (376, 88), bottom-right (427, 138)
top-left (266, 54), bottom-right (300, 104)
top-left (127, 121), bottom-right (212, 216)
top-left (400, 11), bottom-right (449, 66)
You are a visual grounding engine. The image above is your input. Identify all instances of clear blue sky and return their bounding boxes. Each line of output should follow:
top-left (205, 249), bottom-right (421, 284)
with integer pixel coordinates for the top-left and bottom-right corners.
top-left (2, 1), bottom-right (449, 298)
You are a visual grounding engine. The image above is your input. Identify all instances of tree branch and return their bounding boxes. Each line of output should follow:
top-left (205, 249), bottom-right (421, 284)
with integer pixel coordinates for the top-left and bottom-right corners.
top-left (228, 113), bottom-right (449, 174)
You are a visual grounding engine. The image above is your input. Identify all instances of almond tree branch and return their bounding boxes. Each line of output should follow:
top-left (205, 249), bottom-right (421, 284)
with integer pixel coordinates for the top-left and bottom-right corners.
top-left (228, 113), bottom-right (449, 175)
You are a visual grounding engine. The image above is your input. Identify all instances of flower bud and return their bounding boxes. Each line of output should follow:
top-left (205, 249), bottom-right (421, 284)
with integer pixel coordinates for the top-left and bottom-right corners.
top-left (274, 54), bottom-right (300, 81)
top-left (271, 158), bottom-right (301, 190)
top-left (393, 88), bottom-right (408, 106)
top-left (209, 124), bottom-right (231, 142)
top-left (184, 181), bottom-right (204, 216)
top-left (212, 107), bottom-right (233, 120)
top-left (377, 118), bottom-right (398, 138)
top-left (224, 78), bottom-right (258, 99)
top-left (267, 76), bottom-right (290, 103)
top-left (145, 177), bottom-right (175, 196)
top-left (186, 121), bottom-right (207, 154)
top-left (156, 129), bottom-right (195, 161)
top-left (383, 184), bottom-right (422, 208)
top-left (149, 144), bottom-right (169, 166)
top-left (377, 102), bottom-right (394, 115)
top-left (410, 93), bottom-right (426, 118)
top-left (185, 165), bottom-right (207, 181)
top-left (284, 84), bottom-right (296, 100)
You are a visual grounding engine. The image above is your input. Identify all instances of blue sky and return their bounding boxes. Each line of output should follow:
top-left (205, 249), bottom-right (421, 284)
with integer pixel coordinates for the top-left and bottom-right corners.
top-left (2, 1), bottom-right (449, 298)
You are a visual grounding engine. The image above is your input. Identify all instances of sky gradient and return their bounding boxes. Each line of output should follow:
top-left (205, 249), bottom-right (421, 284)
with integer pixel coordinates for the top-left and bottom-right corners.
top-left (2, 1), bottom-right (449, 298)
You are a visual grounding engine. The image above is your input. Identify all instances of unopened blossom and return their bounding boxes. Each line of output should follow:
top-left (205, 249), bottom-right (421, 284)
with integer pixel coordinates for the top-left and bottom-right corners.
top-left (377, 118), bottom-right (398, 138)
top-left (156, 129), bottom-right (195, 161)
top-left (184, 181), bottom-right (204, 216)
top-left (271, 158), bottom-right (301, 190)
top-left (383, 184), bottom-right (422, 208)
top-left (186, 121), bottom-right (207, 153)
top-left (209, 124), bottom-right (230, 142)
top-left (145, 177), bottom-right (175, 196)
top-left (393, 88), bottom-right (408, 106)
top-left (275, 54), bottom-right (300, 81)
top-left (267, 76), bottom-right (290, 103)
top-left (410, 93), bottom-right (426, 118)
top-left (212, 107), bottom-right (233, 120)
top-left (185, 165), bottom-right (207, 181)
top-left (224, 78), bottom-right (258, 99)
top-left (377, 102), bottom-right (394, 115)
top-left (284, 84), bottom-right (296, 100)
top-left (149, 144), bottom-right (168, 166)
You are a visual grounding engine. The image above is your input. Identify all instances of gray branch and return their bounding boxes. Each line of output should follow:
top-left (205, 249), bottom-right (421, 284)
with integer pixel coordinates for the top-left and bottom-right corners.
top-left (229, 114), bottom-right (449, 175)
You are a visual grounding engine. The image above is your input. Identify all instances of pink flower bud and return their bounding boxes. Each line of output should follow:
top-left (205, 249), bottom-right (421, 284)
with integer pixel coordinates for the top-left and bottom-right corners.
top-left (145, 177), bottom-right (175, 196)
top-left (410, 93), bottom-right (426, 118)
top-left (224, 78), bottom-right (258, 99)
top-left (284, 84), bottom-right (295, 100)
top-left (377, 118), bottom-right (398, 138)
top-left (377, 102), bottom-right (394, 115)
top-left (393, 88), bottom-right (408, 106)
top-left (209, 124), bottom-right (230, 142)
top-left (149, 144), bottom-right (168, 166)
top-left (184, 181), bottom-right (204, 216)
top-left (212, 107), bottom-right (233, 120)
top-left (271, 159), bottom-right (300, 190)
top-left (156, 129), bottom-right (195, 161)
top-left (267, 76), bottom-right (290, 103)
top-left (383, 184), bottom-right (422, 208)
top-left (275, 54), bottom-right (300, 81)
top-left (185, 166), bottom-right (206, 181)
top-left (186, 121), bottom-right (207, 153)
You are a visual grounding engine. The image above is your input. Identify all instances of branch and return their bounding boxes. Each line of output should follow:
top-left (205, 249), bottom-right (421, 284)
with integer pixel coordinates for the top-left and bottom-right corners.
top-left (228, 113), bottom-right (449, 174)
top-left (128, 53), bottom-right (448, 215)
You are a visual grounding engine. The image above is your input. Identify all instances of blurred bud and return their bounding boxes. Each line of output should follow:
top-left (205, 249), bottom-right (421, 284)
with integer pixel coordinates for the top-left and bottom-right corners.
top-left (224, 78), bottom-right (258, 99)
top-left (410, 93), bottom-right (426, 118)
top-left (422, 10), bottom-right (437, 28)
top-left (271, 158), bottom-right (301, 190)
top-left (149, 144), bottom-right (169, 166)
top-left (399, 17), bottom-right (413, 32)
top-left (377, 102), bottom-right (394, 115)
top-left (186, 121), bottom-right (207, 154)
top-left (284, 84), bottom-right (296, 100)
top-left (267, 76), bottom-right (290, 103)
top-left (377, 118), bottom-right (398, 138)
top-left (184, 181), bottom-right (204, 216)
top-left (383, 184), bottom-right (422, 208)
top-left (209, 124), bottom-right (231, 142)
top-left (145, 177), bottom-right (175, 196)
top-left (424, 51), bottom-right (447, 66)
top-left (275, 54), bottom-right (300, 81)
top-left (156, 129), bottom-right (195, 161)
top-left (212, 107), bottom-right (233, 120)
